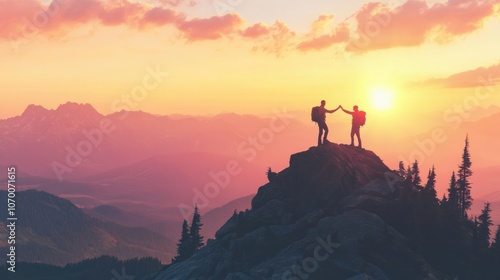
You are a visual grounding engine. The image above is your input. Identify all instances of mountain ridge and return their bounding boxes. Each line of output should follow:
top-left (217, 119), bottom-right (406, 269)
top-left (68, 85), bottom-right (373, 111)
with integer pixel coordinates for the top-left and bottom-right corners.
top-left (0, 189), bottom-right (175, 266)
top-left (0, 103), bottom-right (310, 181)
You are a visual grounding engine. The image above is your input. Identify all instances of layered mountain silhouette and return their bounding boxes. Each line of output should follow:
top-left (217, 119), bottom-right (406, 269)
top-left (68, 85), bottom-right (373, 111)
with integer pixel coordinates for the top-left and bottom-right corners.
top-left (0, 103), bottom-right (312, 228)
top-left (0, 190), bottom-right (175, 266)
top-left (86, 195), bottom-right (252, 242)
top-left (0, 102), bottom-right (310, 181)
top-left (152, 143), bottom-right (440, 280)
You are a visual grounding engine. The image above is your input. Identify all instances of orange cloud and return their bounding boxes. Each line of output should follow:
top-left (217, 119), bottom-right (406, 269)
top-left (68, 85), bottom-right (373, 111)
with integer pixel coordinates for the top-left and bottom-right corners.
top-left (177, 13), bottom-right (245, 41)
top-left (3, 0), bottom-right (498, 55)
top-left (249, 20), bottom-right (296, 57)
top-left (3, 0), bottom-right (244, 42)
top-left (155, 0), bottom-right (197, 7)
top-left (346, 0), bottom-right (500, 53)
top-left (2, 0), bottom-right (183, 39)
top-left (140, 7), bottom-right (186, 28)
top-left (310, 14), bottom-right (334, 36)
top-left (0, 0), bottom-right (45, 39)
top-left (417, 63), bottom-right (500, 88)
top-left (297, 23), bottom-right (350, 52)
top-left (240, 23), bottom-right (271, 38)
top-left (54, 0), bottom-right (184, 28)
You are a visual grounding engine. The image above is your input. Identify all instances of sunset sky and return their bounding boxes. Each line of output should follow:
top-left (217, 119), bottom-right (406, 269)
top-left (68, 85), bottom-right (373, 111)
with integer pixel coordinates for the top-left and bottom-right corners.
top-left (1, 0), bottom-right (500, 223)
top-left (1, 0), bottom-right (499, 119)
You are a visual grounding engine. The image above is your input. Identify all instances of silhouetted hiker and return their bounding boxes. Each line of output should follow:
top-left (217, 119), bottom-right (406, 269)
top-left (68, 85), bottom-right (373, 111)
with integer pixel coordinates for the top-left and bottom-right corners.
top-left (341, 105), bottom-right (366, 148)
top-left (311, 100), bottom-right (341, 146)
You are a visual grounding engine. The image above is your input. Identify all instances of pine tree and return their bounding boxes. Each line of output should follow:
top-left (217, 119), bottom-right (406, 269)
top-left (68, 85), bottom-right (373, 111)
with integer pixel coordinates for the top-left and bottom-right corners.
top-left (405, 164), bottom-right (413, 187)
top-left (457, 135), bottom-right (473, 218)
top-left (190, 205), bottom-right (204, 251)
top-left (398, 161), bottom-right (406, 178)
top-left (412, 160), bottom-right (422, 190)
top-left (478, 202), bottom-right (493, 250)
top-left (424, 165), bottom-right (437, 200)
top-left (416, 164), bottom-right (440, 252)
top-left (472, 216), bottom-right (480, 250)
top-left (447, 171), bottom-right (459, 214)
top-left (440, 194), bottom-right (448, 205)
top-left (172, 220), bottom-right (192, 263)
top-left (491, 225), bottom-right (500, 254)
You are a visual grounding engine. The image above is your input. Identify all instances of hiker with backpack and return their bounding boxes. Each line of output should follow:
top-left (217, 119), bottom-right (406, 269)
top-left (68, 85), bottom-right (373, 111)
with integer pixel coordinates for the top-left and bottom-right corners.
top-left (340, 105), bottom-right (365, 148)
top-left (311, 100), bottom-right (341, 146)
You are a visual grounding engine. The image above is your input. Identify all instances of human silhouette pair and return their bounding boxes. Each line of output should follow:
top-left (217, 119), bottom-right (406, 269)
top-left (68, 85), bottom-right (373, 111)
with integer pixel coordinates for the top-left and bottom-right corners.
top-left (316, 100), bottom-right (363, 148)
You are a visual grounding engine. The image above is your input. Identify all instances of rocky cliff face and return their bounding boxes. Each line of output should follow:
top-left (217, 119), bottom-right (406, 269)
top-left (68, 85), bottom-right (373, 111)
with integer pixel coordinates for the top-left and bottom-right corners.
top-left (153, 143), bottom-right (437, 280)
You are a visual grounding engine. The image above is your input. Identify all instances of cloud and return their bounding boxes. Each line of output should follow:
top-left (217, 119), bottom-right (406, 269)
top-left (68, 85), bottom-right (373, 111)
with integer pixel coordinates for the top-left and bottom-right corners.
top-left (52, 0), bottom-right (183, 28)
top-left (140, 7), bottom-right (185, 28)
top-left (346, 0), bottom-right (500, 53)
top-left (249, 20), bottom-right (296, 57)
top-left (240, 23), bottom-right (271, 38)
top-left (240, 0), bottom-right (500, 55)
top-left (3, 0), bottom-right (498, 56)
top-left (310, 14), bottom-right (335, 36)
top-left (177, 13), bottom-right (245, 41)
top-left (54, 0), bottom-right (104, 25)
top-left (417, 63), bottom-right (500, 88)
top-left (155, 0), bottom-right (197, 7)
top-left (0, 0), bottom-right (46, 39)
top-left (2, 0), bottom-right (184, 39)
top-left (3, 0), bottom-right (244, 42)
top-left (297, 23), bottom-right (350, 52)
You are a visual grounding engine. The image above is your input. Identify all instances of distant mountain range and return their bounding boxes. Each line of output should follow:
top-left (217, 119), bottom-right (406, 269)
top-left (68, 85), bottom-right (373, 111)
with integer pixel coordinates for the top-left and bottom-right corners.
top-left (85, 194), bottom-right (254, 243)
top-left (0, 102), bottom-right (313, 231)
top-left (0, 190), bottom-right (175, 266)
top-left (0, 102), bottom-right (312, 181)
top-left (81, 153), bottom-right (263, 208)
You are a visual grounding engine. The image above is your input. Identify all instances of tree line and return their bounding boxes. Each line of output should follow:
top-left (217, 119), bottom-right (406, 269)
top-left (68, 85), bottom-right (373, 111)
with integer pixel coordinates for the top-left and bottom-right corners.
top-left (395, 135), bottom-right (499, 279)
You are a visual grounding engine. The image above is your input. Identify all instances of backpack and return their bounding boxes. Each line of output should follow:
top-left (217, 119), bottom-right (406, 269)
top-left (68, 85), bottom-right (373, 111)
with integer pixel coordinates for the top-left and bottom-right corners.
top-left (355, 111), bottom-right (366, 126)
top-left (311, 106), bottom-right (321, 123)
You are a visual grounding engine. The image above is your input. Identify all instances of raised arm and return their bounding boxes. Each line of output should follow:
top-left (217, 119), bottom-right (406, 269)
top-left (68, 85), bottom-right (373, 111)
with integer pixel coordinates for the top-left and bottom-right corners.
top-left (326, 105), bottom-right (341, 114)
top-left (341, 106), bottom-right (353, 115)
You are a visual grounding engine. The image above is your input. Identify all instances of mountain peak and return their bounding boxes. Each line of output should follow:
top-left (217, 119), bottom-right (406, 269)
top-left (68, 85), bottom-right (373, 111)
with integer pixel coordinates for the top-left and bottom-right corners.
top-left (154, 143), bottom-right (436, 280)
top-left (21, 104), bottom-right (49, 118)
top-left (54, 102), bottom-right (102, 119)
top-left (56, 101), bottom-right (97, 112)
top-left (251, 142), bottom-right (391, 212)
top-left (20, 102), bottom-right (102, 119)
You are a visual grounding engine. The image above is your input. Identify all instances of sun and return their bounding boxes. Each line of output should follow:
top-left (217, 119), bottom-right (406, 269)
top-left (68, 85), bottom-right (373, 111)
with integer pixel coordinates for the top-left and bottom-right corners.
top-left (371, 88), bottom-right (394, 110)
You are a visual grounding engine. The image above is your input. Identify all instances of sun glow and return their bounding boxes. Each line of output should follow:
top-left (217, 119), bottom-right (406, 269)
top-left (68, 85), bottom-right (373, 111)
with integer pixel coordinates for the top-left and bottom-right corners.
top-left (371, 88), bottom-right (394, 110)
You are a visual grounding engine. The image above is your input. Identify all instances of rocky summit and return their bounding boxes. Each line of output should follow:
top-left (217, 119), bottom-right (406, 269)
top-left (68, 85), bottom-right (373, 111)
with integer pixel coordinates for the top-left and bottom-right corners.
top-left (152, 143), bottom-right (438, 280)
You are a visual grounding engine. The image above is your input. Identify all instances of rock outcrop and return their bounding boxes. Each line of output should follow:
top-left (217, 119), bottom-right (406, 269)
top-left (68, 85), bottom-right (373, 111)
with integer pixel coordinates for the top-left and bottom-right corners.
top-left (152, 143), bottom-right (438, 280)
